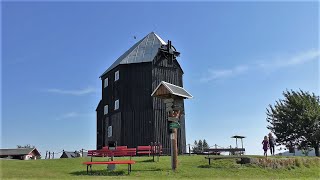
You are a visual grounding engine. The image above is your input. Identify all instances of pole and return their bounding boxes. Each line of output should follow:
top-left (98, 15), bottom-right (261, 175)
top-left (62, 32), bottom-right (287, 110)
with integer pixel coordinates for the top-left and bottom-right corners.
top-left (241, 139), bottom-right (243, 149)
top-left (151, 142), bottom-right (155, 162)
top-left (236, 138), bottom-right (238, 148)
top-left (188, 144), bottom-right (191, 156)
top-left (157, 142), bottom-right (160, 162)
top-left (171, 128), bottom-right (178, 170)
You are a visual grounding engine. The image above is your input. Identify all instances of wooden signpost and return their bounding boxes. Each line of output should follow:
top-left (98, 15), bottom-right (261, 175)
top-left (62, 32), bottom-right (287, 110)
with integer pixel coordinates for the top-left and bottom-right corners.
top-left (151, 81), bottom-right (192, 171)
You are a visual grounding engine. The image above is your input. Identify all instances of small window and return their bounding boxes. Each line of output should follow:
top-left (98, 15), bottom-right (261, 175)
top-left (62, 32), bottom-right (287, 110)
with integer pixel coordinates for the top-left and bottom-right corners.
top-left (114, 99), bottom-right (119, 110)
top-left (108, 126), bottom-right (112, 137)
top-left (104, 105), bottom-right (108, 115)
top-left (115, 70), bottom-right (119, 81)
top-left (104, 78), bottom-right (108, 88)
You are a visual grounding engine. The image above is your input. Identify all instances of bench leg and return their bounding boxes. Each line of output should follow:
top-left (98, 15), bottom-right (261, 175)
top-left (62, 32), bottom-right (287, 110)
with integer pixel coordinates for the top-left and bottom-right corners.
top-left (86, 165), bottom-right (88, 174)
top-left (128, 164), bottom-right (130, 174)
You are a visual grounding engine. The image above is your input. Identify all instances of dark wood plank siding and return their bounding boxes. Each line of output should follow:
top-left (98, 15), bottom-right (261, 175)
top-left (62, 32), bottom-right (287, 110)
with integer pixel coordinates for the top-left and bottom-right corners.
top-left (152, 54), bottom-right (186, 154)
top-left (96, 101), bottom-right (104, 150)
top-left (97, 56), bottom-right (186, 153)
top-left (120, 63), bottom-right (154, 147)
top-left (99, 67), bottom-right (122, 148)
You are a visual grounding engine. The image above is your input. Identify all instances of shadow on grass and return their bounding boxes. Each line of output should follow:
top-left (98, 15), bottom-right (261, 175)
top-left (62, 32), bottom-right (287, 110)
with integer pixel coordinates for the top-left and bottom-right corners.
top-left (139, 159), bottom-right (155, 163)
top-left (70, 168), bottom-right (162, 176)
top-left (70, 170), bottom-right (126, 176)
top-left (198, 165), bottom-right (212, 168)
top-left (136, 168), bottom-right (162, 172)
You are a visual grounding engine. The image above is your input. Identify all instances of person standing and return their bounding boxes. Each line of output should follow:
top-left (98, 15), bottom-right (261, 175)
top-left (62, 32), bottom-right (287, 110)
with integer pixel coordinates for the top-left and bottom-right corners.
top-left (262, 136), bottom-right (269, 157)
top-left (268, 133), bottom-right (275, 155)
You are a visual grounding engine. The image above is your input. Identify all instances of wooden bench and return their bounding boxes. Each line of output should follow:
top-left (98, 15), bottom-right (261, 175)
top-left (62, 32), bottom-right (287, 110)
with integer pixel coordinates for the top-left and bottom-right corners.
top-left (151, 145), bottom-right (163, 155)
top-left (205, 156), bottom-right (248, 165)
top-left (137, 146), bottom-right (151, 156)
top-left (88, 148), bottom-right (136, 161)
top-left (83, 160), bottom-right (135, 174)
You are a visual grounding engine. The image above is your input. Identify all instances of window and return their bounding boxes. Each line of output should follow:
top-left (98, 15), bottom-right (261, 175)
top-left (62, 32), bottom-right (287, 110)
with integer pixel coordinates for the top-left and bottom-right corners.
top-left (104, 105), bottom-right (108, 115)
top-left (115, 70), bottom-right (119, 81)
top-left (108, 126), bottom-right (112, 137)
top-left (114, 99), bottom-right (119, 110)
top-left (104, 78), bottom-right (108, 88)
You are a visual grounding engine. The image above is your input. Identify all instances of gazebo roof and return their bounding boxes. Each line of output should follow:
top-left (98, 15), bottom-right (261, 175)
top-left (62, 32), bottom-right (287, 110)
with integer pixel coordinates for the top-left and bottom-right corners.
top-left (231, 135), bottom-right (246, 139)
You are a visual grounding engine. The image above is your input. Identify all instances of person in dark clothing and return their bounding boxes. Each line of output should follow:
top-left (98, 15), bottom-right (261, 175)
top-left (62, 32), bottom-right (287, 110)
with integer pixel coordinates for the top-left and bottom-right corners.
top-left (268, 133), bottom-right (275, 155)
top-left (262, 136), bottom-right (269, 157)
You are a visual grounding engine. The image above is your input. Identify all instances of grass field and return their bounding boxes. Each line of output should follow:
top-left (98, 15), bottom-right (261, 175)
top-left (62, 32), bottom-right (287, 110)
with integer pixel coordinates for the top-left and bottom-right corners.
top-left (1, 155), bottom-right (319, 179)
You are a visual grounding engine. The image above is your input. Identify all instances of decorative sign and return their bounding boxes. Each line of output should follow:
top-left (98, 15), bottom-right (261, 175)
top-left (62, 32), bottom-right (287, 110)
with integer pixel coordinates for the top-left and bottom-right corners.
top-left (168, 117), bottom-right (179, 122)
top-left (169, 122), bottom-right (180, 129)
top-left (164, 98), bottom-right (174, 103)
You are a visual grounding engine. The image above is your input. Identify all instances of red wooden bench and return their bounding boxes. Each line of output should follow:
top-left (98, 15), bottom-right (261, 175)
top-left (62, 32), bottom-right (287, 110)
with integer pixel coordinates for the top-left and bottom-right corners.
top-left (88, 148), bottom-right (136, 161)
top-left (83, 160), bottom-right (135, 174)
top-left (116, 146), bottom-right (127, 150)
top-left (151, 144), bottom-right (163, 155)
top-left (137, 146), bottom-right (151, 156)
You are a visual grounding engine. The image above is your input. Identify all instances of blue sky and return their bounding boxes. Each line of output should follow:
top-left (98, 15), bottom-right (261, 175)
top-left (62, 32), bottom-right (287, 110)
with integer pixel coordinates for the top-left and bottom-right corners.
top-left (2, 2), bottom-right (319, 157)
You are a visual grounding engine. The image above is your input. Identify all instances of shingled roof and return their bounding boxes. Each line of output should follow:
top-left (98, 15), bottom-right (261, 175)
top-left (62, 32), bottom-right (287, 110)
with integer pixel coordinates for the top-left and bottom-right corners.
top-left (151, 81), bottom-right (193, 99)
top-left (0, 148), bottom-right (40, 156)
top-left (100, 32), bottom-right (167, 78)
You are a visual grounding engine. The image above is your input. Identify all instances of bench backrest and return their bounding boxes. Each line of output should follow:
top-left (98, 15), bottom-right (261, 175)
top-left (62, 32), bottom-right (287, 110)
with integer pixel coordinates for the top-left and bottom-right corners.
top-left (116, 146), bottom-right (128, 150)
top-left (151, 145), bottom-right (163, 154)
top-left (137, 146), bottom-right (151, 151)
top-left (88, 150), bottom-right (105, 157)
top-left (88, 148), bottom-right (137, 157)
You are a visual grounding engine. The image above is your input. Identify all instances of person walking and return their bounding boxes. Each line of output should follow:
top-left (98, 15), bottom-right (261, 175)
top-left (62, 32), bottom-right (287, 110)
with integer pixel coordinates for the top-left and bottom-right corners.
top-left (262, 136), bottom-right (269, 157)
top-left (268, 133), bottom-right (275, 155)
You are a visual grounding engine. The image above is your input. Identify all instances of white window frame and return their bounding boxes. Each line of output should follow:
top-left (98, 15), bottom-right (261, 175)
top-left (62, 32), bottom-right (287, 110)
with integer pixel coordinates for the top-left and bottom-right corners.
top-left (108, 126), bottom-right (112, 137)
top-left (114, 99), bottom-right (119, 110)
top-left (115, 70), bottom-right (119, 81)
top-left (104, 78), bottom-right (108, 88)
top-left (104, 105), bottom-right (108, 115)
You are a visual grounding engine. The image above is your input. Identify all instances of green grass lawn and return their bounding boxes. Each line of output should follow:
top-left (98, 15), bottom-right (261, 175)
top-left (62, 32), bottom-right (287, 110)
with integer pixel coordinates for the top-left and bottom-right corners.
top-left (1, 155), bottom-right (319, 179)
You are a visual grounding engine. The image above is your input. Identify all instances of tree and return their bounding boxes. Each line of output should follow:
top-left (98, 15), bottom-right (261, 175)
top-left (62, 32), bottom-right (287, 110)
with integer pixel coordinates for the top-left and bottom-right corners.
top-left (192, 140), bottom-right (198, 153)
top-left (203, 139), bottom-right (209, 150)
top-left (198, 140), bottom-right (203, 152)
top-left (266, 90), bottom-right (320, 156)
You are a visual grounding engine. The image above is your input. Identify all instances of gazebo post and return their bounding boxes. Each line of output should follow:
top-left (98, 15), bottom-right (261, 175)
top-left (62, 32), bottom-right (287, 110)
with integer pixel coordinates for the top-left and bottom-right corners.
top-left (236, 138), bottom-right (238, 148)
top-left (241, 138), bottom-right (244, 149)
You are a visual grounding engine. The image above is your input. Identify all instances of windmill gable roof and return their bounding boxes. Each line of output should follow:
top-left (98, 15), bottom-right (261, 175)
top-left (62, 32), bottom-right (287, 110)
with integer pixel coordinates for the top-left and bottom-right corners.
top-left (100, 32), bottom-right (167, 78)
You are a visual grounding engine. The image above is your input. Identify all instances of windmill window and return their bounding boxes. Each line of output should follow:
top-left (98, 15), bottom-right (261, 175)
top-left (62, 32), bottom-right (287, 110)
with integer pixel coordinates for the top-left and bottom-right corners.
top-left (108, 126), bottom-right (112, 137)
top-left (104, 78), bottom-right (108, 88)
top-left (115, 99), bottom-right (119, 110)
top-left (115, 70), bottom-right (119, 81)
top-left (104, 105), bottom-right (108, 115)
